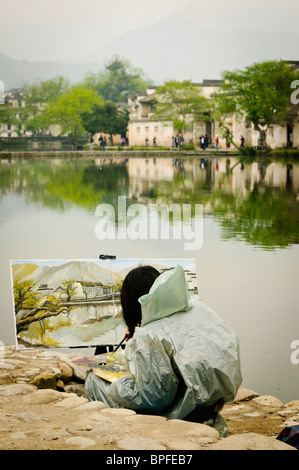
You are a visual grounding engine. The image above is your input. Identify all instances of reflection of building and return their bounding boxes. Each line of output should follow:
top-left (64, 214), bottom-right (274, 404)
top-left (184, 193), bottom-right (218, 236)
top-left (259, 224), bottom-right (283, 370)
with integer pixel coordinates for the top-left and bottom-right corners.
top-left (126, 156), bottom-right (299, 204)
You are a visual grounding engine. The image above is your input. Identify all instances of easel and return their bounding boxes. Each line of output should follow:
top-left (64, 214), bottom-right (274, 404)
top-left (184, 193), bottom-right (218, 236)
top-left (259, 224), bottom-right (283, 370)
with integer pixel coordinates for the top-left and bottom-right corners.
top-left (94, 255), bottom-right (122, 355)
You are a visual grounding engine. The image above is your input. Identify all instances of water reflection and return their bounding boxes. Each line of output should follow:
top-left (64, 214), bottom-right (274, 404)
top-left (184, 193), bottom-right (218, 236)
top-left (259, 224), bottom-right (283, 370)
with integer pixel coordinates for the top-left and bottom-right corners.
top-left (1, 156), bottom-right (298, 250)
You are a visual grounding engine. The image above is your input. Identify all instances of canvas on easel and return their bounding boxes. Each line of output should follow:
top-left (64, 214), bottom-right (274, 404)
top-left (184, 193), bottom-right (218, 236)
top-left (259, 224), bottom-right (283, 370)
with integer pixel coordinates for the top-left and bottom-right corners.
top-left (10, 258), bottom-right (197, 349)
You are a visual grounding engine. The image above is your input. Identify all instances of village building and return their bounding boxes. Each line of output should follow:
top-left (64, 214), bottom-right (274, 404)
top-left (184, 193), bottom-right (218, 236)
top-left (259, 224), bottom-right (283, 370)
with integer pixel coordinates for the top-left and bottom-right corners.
top-left (127, 82), bottom-right (222, 148)
top-left (127, 65), bottom-right (299, 150)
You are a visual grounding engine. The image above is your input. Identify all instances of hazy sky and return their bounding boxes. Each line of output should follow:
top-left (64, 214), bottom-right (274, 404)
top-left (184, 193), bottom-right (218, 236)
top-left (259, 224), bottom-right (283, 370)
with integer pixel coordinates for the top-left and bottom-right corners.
top-left (1, 0), bottom-right (299, 62)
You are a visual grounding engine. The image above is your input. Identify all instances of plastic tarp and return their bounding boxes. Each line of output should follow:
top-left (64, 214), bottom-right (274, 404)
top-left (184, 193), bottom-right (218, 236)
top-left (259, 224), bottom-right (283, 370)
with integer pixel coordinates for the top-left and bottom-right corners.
top-left (86, 265), bottom-right (242, 434)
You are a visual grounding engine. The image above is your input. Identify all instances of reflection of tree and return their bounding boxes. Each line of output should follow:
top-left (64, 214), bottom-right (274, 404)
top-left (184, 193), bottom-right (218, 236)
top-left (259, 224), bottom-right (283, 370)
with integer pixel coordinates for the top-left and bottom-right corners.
top-left (215, 184), bottom-right (299, 249)
top-left (152, 168), bottom-right (299, 249)
top-left (82, 162), bottom-right (129, 195)
top-left (0, 160), bottom-right (129, 212)
top-left (1, 158), bottom-right (299, 250)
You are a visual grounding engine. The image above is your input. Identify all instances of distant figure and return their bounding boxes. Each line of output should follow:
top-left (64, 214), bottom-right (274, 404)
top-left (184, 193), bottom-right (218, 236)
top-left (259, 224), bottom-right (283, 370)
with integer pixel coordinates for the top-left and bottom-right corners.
top-left (204, 134), bottom-right (209, 149)
top-left (215, 136), bottom-right (219, 151)
top-left (240, 135), bottom-right (245, 147)
top-left (145, 137), bottom-right (149, 147)
top-left (179, 134), bottom-right (184, 150)
top-left (171, 136), bottom-right (175, 148)
top-left (99, 135), bottom-right (105, 151)
top-left (153, 137), bottom-right (157, 148)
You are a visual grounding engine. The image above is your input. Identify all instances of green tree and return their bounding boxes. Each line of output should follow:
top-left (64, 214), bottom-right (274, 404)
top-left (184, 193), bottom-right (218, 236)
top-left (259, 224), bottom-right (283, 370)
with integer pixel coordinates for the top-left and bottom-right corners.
top-left (81, 102), bottom-right (129, 141)
top-left (154, 80), bottom-right (210, 135)
top-left (215, 60), bottom-right (299, 148)
top-left (84, 56), bottom-right (150, 103)
top-left (0, 104), bottom-right (17, 129)
top-left (22, 76), bottom-right (70, 134)
top-left (46, 85), bottom-right (103, 147)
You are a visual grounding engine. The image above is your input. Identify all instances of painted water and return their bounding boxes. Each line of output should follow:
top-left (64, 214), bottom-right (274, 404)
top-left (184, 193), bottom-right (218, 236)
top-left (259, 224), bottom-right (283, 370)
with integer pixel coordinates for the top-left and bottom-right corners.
top-left (0, 154), bottom-right (298, 403)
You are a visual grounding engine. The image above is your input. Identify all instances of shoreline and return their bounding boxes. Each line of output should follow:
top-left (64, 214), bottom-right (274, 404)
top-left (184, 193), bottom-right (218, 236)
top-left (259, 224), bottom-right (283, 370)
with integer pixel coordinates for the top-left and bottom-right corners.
top-left (0, 148), bottom-right (298, 163)
top-left (0, 149), bottom-right (236, 159)
top-left (0, 345), bottom-right (298, 450)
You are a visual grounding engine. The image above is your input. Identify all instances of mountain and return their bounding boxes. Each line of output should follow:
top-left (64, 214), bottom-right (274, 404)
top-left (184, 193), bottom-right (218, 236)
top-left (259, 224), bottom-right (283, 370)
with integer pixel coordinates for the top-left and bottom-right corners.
top-left (88, 16), bottom-right (299, 83)
top-left (0, 52), bottom-right (104, 90)
top-left (12, 260), bottom-right (122, 290)
top-left (1, 15), bottom-right (299, 90)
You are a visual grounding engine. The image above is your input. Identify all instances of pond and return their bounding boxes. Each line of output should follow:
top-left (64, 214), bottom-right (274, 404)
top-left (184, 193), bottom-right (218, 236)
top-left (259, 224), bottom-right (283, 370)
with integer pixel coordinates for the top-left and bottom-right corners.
top-left (0, 154), bottom-right (298, 403)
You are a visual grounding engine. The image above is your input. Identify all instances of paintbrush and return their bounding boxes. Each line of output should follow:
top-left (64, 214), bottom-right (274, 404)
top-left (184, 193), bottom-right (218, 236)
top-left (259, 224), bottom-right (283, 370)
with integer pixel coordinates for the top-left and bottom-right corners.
top-left (112, 335), bottom-right (128, 354)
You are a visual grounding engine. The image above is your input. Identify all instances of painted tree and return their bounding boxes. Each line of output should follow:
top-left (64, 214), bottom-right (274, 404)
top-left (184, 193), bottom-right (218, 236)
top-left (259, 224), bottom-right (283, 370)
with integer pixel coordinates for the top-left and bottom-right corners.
top-left (215, 60), bottom-right (299, 148)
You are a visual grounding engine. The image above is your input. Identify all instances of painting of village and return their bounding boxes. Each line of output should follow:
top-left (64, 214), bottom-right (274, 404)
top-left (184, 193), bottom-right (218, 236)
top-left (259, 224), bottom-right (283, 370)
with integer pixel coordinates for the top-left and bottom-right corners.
top-left (10, 258), bottom-right (198, 349)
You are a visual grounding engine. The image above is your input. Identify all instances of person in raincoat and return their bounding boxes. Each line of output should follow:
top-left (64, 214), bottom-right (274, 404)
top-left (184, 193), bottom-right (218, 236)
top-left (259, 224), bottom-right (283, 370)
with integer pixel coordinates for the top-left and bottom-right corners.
top-left (85, 264), bottom-right (242, 434)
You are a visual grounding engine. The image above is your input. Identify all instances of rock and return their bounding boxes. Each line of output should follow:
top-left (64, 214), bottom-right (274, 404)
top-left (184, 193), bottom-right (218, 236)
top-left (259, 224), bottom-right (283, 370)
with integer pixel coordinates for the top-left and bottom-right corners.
top-left (30, 371), bottom-right (57, 390)
top-left (64, 436), bottom-right (96, 449)
top-left (0, 362), bottom-right (16, 370)
top-left (282, 414), bottom-right (299, 427)
top-left (11, 432), bottom-right (28, 440)
top-left (0, 384), bottom-right (37, 396)
top-left (207, 432), bottom-right (296, 450)
top-left (117, 437), bottom-right (166, 450)
top-left (100, 408), bottom-right (136, 417)
top-left (63, 383), bottom-right (85, 396)
top-left (54, 396), bottom-right (89, 408)
top-left (58, 362), bottom-right (73, 381)
top-left (22, 389), bottom-right (64, 404)
top-left (252, 396), bottom-right (284, 407)
top-left (159, 419), bottom-right (219, 440)
top-left (75, 401), bottom-right (106, 411)
top-left (16, 411), bottom-right (41, 423)
top-left (124, 414), bottom-right (167, 425)
top-left (234, 388), bottom-right (259, 402)
top-left (284, 400), bottom-right (299, 409)
top-left (66, 362), bottom-right (89, 381)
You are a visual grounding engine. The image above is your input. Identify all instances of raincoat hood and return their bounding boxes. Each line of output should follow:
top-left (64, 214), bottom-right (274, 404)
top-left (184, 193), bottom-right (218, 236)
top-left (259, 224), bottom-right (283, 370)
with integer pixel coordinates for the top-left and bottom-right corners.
top-left (139, 264), bottom-right (194, 326)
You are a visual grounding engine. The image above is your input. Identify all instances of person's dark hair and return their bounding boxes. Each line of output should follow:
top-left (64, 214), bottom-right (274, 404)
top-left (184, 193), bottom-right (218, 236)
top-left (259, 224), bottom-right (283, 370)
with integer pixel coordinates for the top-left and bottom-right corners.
top-left (120, 265), bottom-right (160, 336)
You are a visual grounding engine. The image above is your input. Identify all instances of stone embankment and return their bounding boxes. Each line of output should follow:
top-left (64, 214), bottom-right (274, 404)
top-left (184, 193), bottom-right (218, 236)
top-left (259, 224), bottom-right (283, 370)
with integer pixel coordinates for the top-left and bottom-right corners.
top-left (0, 346), bottom-right (298, 451)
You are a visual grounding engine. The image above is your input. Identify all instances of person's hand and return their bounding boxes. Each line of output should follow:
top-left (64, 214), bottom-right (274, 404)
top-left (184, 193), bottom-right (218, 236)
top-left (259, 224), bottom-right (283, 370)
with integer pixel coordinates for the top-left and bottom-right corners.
top-left (125, 323), bottom-right (140, 340)
top-left (124, 328), bottom-right (131, 340)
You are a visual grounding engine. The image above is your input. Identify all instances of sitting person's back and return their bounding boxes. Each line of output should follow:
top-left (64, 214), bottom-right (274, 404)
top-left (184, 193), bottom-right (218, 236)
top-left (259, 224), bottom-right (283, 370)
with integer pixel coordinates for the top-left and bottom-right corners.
top-left (85, 264), bottom-right (242, 436)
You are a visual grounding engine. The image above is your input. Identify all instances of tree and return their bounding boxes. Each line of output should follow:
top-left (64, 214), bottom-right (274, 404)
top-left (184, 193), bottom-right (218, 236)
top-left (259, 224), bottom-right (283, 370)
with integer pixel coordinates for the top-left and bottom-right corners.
top-left (22, 76), bottom-right (70, 134)
top-left (215, 60), bottom-right (299, 148)
top-left (83, 56), bottom-right (150, 103)
top-left (0, 104), bottom-right (17, 129)
top-left (46, 85), bottom-right (103, 147)
top-left (81, 102), bottom-right (129, 141)
top-left (154, 80), bottom-right (210, 134)
top-left (13, 280), bottom-right (37, 314)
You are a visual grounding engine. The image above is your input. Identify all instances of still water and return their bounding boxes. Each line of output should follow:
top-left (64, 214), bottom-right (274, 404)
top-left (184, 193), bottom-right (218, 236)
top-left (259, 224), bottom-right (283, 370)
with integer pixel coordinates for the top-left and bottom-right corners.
top-left (0, 154), bottom-right (298, 402)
